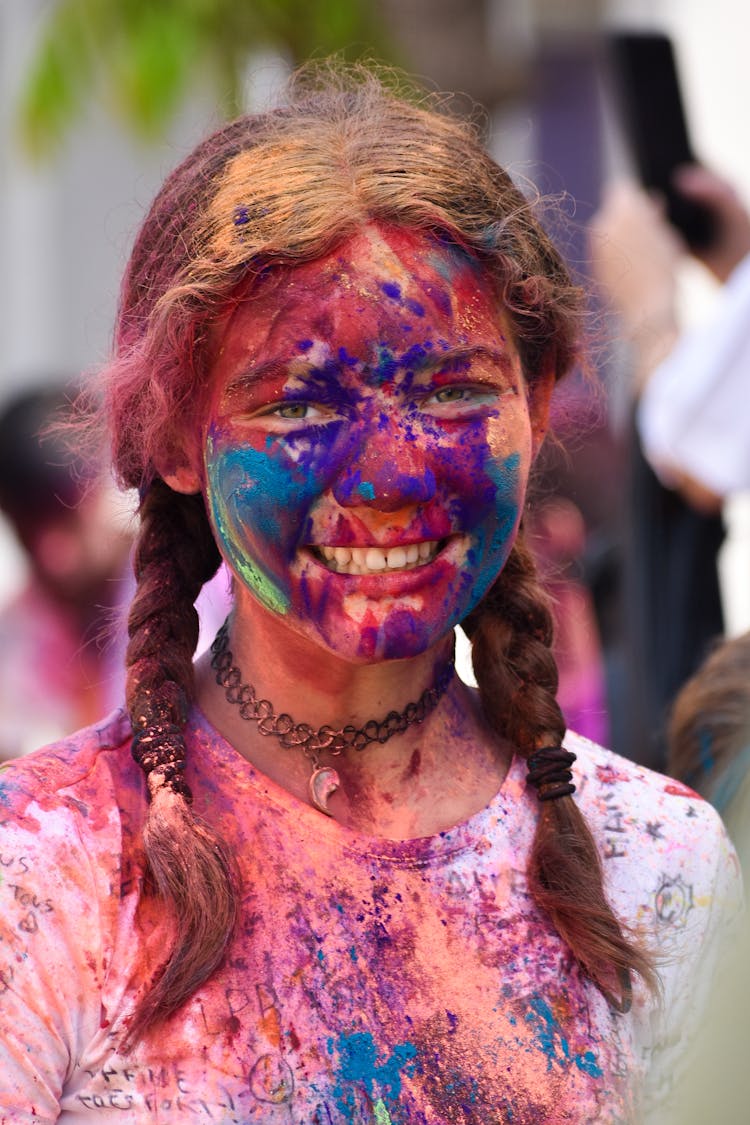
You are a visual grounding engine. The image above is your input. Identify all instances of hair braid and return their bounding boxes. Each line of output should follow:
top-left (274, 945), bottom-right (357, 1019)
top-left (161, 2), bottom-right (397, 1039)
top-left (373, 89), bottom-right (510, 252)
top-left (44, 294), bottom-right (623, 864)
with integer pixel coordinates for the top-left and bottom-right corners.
top-left (123, 479), bottom-right (239, 1047)
top-left (464, 531), bottom-right (657, 1009)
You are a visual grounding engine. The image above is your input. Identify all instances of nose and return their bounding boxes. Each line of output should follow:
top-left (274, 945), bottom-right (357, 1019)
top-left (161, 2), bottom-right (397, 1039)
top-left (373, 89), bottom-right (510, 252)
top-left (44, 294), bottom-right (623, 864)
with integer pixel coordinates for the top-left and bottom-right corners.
top-left (332, 415), bottom-right (437, 512)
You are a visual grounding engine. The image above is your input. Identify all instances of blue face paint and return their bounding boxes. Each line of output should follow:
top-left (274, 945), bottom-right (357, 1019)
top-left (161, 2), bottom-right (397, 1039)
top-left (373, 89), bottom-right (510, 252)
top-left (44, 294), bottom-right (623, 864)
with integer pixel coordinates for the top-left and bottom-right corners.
top-left (203, 223), bottom-right (539, 664)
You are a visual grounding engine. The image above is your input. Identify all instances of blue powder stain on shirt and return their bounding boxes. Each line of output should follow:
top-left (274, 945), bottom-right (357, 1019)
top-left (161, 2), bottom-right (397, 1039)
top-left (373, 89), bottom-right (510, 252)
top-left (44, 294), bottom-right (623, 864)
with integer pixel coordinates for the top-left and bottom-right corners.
top-left (574, 1050), bottom-right (603, 1078)
top-left (525, 996), bottom-right (570, 1070)
top-left (358, 481), bottom-right (376, 500)
top-left (297, 338), bottom-right (314, 351)
top-left (380, 281), bottom-right (402, 300)
top-left (327, 1031), bottom-right (417, 1120)
top-left (317, 949), bottom-right (325, 962)
top-left (349, 946), bottom-right (358, 962)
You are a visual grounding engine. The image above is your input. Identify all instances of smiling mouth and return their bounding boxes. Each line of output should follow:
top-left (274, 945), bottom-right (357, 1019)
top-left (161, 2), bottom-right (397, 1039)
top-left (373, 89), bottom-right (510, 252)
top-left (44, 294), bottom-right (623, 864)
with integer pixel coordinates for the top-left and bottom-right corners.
top-left (311, 539), bottom-right (446, 575)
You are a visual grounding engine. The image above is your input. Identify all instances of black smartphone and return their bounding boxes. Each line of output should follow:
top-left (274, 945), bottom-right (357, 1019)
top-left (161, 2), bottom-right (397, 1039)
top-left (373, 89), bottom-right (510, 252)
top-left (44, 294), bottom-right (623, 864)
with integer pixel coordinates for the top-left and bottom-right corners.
top-left (607, 30), bottom-right (716, 249)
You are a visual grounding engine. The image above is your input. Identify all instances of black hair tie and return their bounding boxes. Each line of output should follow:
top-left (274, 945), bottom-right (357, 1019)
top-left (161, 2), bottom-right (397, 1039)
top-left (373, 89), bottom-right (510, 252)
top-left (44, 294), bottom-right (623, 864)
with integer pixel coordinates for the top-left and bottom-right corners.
top-left (526, 745), bottom-right (576, 801)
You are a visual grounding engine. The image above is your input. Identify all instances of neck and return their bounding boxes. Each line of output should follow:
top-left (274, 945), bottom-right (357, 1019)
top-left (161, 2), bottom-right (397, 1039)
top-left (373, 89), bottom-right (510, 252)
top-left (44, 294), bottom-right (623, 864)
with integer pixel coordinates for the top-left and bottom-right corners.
top-left (209, 595), bottom-right (458, 732)
top-left (194, 606), bottom-right (511, 837)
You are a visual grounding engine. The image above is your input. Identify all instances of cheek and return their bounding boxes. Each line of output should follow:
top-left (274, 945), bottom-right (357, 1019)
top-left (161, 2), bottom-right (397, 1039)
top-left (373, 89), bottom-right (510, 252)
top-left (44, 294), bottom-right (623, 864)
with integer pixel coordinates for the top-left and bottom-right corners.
top-left (459, 449), bottom-right (524, 564)
top-left (435, 430), bottom-right (527, 612)
top-left (205, 428), bottom-right (344, 558)
top-left (483, 450), bottom-right (526, 554)
top-left (433, 418), bottom-right (528, 534)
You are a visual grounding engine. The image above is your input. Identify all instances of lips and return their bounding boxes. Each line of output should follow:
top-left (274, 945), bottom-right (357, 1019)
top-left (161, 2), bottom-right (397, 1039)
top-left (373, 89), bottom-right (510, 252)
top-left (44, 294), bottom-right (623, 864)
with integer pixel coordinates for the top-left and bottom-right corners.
top-left (311, 538), bottom-right (446, 575)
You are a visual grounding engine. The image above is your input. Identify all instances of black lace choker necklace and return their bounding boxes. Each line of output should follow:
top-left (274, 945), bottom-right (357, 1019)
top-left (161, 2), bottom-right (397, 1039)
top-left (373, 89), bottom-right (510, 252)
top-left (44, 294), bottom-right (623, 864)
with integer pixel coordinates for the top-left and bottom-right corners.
top-left (210, 619), bottom-right (455, 816)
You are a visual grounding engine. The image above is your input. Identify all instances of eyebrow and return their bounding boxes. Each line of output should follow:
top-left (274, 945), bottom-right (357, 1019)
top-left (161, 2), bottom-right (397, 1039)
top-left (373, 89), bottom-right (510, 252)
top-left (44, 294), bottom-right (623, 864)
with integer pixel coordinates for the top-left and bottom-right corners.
top-left (412, 345), bottom-right (514, 377)
top-left (222, 343), bottom-right (514, 398)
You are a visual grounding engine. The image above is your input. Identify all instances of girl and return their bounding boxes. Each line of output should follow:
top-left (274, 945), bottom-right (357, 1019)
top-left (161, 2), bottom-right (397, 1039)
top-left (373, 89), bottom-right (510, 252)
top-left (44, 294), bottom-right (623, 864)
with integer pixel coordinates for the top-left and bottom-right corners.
top-left (0, 68), bottom-right (738, 1123)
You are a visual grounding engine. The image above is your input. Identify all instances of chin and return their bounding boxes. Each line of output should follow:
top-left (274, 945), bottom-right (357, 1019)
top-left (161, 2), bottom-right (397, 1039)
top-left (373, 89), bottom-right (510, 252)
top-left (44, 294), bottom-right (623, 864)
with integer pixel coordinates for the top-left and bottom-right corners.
top-left (305, 607), bottom-right (456, 665)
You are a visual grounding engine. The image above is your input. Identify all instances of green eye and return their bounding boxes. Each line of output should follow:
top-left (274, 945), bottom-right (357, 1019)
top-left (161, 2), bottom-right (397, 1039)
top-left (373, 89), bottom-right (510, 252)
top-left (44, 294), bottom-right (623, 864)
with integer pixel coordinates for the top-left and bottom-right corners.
top-left (434, 387), bottom-right (468, 403)
top-left (276, 403), bottom-right (309, 419)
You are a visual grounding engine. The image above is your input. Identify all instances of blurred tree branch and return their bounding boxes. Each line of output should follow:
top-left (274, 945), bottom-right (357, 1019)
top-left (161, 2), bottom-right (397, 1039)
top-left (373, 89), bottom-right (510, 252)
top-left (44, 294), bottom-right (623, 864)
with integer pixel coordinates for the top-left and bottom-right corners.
top-left (17, 0), bottom-right (395, 157)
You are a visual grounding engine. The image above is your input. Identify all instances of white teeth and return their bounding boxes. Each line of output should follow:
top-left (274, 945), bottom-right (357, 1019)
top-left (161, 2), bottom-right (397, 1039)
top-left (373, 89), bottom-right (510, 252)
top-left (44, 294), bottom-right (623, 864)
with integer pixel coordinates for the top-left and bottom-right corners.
top-left (365, 547), bottom-right (388, 570)
top-left (386, 546), bottom-right (407, 569)
top-left (314, 540), bottom-right (441, 574)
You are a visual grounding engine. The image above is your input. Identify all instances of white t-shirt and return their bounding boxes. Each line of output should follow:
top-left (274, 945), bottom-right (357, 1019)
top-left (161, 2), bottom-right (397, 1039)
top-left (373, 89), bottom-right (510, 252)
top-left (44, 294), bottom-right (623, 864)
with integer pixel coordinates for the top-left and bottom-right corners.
top-left (0, 708), bottom-right (741, 1123)
top-left (638, 252), bottom-right (750, 495)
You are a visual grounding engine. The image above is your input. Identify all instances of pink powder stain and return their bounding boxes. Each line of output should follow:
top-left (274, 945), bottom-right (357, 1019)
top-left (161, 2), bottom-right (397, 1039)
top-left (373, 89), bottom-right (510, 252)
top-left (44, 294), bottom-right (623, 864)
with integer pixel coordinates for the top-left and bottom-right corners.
top-left (664, 781), bottom-right (703, 800)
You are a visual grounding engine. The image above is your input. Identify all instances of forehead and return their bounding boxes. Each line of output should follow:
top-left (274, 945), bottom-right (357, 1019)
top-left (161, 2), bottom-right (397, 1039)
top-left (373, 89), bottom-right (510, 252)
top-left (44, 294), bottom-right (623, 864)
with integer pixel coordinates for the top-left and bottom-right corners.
top-left (263, 222), bottom-right (494, 306)
top-left (212, 223), bottom-right (509, 375)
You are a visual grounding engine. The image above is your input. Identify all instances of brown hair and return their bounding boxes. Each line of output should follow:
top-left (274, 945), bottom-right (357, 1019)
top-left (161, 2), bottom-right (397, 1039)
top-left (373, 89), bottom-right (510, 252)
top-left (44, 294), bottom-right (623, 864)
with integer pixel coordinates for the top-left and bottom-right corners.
top-left (668, 630), bottom-right (750, 828)
top-left (104, 63), bottom-right (653, 1044)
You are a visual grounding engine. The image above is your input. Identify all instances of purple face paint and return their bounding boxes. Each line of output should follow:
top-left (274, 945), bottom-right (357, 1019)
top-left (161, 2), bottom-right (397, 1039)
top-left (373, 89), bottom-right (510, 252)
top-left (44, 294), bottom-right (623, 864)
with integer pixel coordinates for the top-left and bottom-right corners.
top-left (204, 223), bottom-right (537, 663)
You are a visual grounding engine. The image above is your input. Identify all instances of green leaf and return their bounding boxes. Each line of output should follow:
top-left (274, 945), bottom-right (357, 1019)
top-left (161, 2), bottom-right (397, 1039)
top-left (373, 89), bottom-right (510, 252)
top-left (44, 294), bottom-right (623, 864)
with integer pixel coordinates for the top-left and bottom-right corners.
top-left (16, 0), bottom-right (98, 157)
top-left (16, 0), bottom-right (399, 157)
top-left (107, 4), bottom-right (201, 137)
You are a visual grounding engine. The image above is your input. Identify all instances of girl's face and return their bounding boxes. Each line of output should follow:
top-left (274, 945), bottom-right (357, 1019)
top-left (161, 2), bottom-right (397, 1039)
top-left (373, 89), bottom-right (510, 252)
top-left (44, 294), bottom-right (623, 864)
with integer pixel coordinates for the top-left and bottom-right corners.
top-left (200, 224), bottom-right (552, 663)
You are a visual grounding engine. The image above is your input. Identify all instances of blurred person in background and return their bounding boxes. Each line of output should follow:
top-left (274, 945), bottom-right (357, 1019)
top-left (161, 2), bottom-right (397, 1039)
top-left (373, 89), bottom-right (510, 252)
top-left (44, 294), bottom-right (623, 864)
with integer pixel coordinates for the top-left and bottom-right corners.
top-left (588, 166), bottom-right (750, 770)
top-left (658, 628), bottom-right (750, 1125)
top-left (0, 384), bottom-right (133, 759)
top-left (668, 628), bottom-right (750, 868)
top-left (593, 166), bottom-right (750, 507)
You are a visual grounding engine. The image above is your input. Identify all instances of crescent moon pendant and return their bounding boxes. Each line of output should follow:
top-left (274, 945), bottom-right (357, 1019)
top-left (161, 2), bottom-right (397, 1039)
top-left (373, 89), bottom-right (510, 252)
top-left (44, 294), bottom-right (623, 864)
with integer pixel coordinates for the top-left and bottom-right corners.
top-left (309, 765), bottom-right (340, 817)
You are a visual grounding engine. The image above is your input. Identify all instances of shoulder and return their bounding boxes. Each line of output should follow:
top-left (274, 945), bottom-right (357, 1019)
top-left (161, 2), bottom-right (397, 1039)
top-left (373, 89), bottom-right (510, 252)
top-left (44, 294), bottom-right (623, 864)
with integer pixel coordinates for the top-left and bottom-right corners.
top-left (568, 729), bottom-right (726, 832)
top-left (0, 712), bottom-right (141, 1100)
top-left (566, 731), bottom-right (739, 906)
top-left (568, 733), bottom-right (742, 1062)
top-left (0, 709), bottom-right (142, 947)
top-left (0, 708), bottom-right (140, 837)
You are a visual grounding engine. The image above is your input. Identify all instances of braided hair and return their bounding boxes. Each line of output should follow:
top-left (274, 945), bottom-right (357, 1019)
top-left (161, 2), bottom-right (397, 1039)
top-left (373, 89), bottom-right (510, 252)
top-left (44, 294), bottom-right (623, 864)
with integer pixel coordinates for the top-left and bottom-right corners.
top-left (464, 534), bottom-right (656, 1009)
top-left (100, 63), bottom-right (654, 1042)
top-left (121, 481), bottom-right (241, 1046)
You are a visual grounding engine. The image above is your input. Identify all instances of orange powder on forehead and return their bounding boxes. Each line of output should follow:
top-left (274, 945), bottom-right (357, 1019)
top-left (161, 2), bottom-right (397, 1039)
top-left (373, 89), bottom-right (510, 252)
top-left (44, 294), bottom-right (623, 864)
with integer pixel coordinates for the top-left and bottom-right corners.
top-left (202, 142), bottom-right (366, 269)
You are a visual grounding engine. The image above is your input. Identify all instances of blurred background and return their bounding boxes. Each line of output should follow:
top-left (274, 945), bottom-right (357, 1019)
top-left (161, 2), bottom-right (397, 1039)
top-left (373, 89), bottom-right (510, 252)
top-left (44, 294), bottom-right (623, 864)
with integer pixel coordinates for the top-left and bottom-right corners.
top-left (1, 0), bottom-right (749, 764)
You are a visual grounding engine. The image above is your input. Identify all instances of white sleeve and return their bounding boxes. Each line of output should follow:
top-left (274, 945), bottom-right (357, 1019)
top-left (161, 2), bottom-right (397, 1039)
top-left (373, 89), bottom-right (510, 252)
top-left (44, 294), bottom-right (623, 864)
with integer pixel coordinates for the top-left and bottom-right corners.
top-left (637, 252), bottom-right (750, 496)
top-left (0, 807), bottom-right (106, 1123)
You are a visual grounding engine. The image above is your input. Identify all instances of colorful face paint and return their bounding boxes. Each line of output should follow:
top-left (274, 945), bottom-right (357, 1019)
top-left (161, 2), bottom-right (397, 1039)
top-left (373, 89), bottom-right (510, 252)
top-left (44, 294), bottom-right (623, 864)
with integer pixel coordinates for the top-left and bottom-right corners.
top-left (204, 223), bottom-right (535, 662)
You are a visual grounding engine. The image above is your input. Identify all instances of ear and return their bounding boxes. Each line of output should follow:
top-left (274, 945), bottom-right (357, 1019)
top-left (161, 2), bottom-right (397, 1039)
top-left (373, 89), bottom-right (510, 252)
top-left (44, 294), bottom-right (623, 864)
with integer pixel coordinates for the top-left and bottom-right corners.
top-left (160, 463), bottom-right (203, 495)
top-left (527, 355), bottom-right (556, 458)
top-left (154, 442), bottom-right (203, 495)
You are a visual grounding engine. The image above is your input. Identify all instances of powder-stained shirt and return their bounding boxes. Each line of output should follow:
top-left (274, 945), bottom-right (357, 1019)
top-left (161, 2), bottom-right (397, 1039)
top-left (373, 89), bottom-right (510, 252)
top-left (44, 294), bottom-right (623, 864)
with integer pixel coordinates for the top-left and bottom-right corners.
top-left (0, 708), bottom-right (740, 1123)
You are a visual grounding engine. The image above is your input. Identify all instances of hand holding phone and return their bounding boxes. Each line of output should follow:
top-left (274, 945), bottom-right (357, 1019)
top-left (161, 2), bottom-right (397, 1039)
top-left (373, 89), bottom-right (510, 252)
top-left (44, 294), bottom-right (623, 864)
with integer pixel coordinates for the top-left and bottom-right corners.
top-left (607, 31), bottom-right (716, 250)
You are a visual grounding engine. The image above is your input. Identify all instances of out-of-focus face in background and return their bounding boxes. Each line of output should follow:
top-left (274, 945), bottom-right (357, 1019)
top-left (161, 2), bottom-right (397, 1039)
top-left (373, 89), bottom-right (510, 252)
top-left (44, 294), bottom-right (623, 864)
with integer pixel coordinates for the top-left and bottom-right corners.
top-left (0, 386), bottom-right (133, 605)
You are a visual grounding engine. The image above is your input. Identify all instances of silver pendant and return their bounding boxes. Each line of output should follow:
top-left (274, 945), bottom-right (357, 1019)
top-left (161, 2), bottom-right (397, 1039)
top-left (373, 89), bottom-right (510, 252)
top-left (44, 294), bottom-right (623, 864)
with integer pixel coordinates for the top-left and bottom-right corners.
top-left (309, 765), bottom-right (340, 816)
